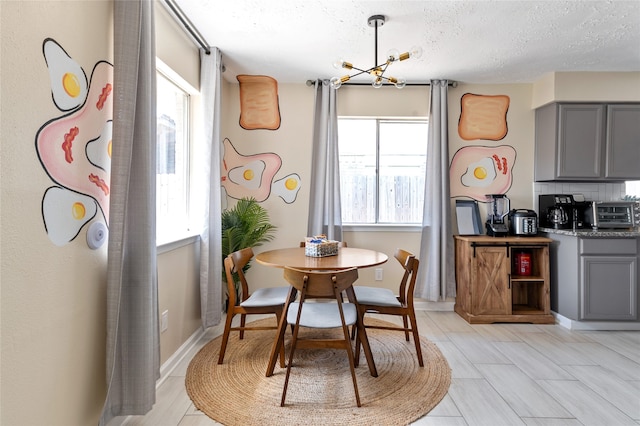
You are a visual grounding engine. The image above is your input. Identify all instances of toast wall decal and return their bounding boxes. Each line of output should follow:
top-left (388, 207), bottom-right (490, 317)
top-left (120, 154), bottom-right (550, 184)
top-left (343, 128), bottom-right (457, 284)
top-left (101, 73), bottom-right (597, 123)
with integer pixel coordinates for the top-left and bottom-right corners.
top-left (458, 93), bottom-right (510, 141)
top-left (237, 75), bottom-right (281, 130)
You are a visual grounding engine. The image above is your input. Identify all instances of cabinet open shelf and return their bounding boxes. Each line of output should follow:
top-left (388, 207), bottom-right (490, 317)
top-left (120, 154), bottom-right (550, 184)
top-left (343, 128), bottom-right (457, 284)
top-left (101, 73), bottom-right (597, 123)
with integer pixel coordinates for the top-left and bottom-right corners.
top-left (511, 276), bottom-right (545, 281)
top-left (511, 280), bottom-right (547, 314)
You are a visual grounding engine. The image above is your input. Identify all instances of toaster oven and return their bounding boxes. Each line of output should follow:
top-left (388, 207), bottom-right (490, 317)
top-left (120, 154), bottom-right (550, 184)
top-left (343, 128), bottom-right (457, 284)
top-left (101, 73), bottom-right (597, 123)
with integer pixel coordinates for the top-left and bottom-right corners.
top-left (586, 201), bottom-right (638, 229)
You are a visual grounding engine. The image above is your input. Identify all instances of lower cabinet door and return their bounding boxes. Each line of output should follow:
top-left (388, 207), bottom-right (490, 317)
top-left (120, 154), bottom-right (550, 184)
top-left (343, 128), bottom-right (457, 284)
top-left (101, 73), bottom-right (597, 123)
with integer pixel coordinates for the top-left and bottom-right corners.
top-left (472, 246), bottom-right (511, 316)
top-left (580, 255), bottom-right (638, 320)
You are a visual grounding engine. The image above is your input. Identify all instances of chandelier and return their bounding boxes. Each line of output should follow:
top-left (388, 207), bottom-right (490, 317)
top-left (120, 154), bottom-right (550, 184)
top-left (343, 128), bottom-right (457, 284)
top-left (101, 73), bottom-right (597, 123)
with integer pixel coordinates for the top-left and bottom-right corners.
top-left (330, 15), bottom-right (422, 89)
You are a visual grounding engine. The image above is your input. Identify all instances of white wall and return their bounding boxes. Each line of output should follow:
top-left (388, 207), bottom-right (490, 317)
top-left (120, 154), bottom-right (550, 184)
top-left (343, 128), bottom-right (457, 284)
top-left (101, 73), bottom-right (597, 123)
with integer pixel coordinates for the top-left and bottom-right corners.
top-left (1, 2), bottom-right (112, 424)
top-left (0, 2), bottom-right (203, 424)
top-left (532, 71), bottom-right (640, 108)
top-left (220, 81), bottom-right (316, 291)
top-left (154, 0), bottom-right (203, 369)
top-left (449, 83), bottom-right (536, 226)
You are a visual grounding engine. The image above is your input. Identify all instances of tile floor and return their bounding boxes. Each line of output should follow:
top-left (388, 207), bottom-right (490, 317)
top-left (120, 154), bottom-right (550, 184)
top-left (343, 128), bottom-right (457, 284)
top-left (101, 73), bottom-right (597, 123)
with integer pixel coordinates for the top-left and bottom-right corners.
top-left (123, 311), bottom-right (640, 426)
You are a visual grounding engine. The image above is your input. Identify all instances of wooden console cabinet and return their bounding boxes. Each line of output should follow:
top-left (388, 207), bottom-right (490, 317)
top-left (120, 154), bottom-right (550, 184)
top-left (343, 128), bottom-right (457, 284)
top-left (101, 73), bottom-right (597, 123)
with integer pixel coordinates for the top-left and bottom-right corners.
top-left (454, 235), bottom-right (554, 324)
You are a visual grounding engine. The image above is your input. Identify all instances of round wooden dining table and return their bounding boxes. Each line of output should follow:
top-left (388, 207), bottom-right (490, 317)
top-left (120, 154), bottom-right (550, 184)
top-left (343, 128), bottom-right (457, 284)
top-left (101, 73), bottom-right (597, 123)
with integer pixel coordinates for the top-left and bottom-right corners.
top-left (256, 246), bottom-right (388, 378)
top-left (255, 247), bottom-right (388, 270)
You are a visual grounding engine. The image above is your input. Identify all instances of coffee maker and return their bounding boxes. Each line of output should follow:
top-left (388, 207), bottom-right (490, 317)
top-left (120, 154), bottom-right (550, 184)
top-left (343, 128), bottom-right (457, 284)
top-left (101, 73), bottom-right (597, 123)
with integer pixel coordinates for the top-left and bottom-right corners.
top-left (485, 194), bottom-right (510, 236)
top-left (538, 194), bottom-right (583, 229)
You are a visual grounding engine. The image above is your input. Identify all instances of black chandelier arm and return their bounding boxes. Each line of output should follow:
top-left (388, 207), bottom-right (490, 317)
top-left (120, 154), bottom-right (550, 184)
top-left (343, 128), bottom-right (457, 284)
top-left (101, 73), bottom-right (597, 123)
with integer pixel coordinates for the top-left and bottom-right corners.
top-left (342, 61), bottom-right (392, 79)
top-left (330, 15), bottom-right (425, 89)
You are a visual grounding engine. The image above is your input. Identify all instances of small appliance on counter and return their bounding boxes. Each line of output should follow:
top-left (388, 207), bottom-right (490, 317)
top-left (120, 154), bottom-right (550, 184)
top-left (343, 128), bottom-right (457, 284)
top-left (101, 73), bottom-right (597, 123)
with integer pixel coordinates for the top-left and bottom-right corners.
top-left (485, 194), bottom-right (510, 236)
top-left (585, 201), bottom-right (638, 230)
top-left (538, 194), bottom-right (590, 230)
top-left (508, 209), bottom-right (538, 236)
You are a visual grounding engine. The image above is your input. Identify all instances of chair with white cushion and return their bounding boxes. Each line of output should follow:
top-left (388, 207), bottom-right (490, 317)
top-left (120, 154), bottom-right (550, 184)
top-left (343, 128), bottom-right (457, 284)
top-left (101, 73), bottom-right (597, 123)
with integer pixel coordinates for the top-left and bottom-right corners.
top-left (280, 267), bottom-right (363, 407)
top-left (354, 248), bottom-right (423, 366)
top-left (218, 247), bottom-right (290, 366)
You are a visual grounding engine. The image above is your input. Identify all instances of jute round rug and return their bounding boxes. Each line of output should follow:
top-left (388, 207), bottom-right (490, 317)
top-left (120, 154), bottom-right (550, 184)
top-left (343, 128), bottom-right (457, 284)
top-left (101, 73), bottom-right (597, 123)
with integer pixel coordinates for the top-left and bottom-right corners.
top-left (186, 317), bottom-right (451, 426)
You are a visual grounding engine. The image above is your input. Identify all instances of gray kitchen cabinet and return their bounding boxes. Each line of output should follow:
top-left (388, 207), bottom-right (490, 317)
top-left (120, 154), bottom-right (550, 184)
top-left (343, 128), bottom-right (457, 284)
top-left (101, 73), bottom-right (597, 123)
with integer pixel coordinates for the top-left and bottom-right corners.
top-left (535, 102), bottom-right (640, 181)
top-left (579, 238), bottom-right (637, 320)
top-left (545, 233), bottom-right (639, 321)
top-left (581, 256), bottom-right (637, 320)
top-left (605, 104), bottom-right (640, 179)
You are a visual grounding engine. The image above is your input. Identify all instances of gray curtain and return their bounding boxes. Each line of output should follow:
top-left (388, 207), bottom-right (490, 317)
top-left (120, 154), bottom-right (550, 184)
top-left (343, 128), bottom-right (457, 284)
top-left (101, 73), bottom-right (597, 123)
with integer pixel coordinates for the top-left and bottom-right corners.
top-left (416, 80), bottom-right (456, 301)
top-left (198, 47), bottom-right (223, 328)
top-left (307, 80), bottom-right (343, 240)
top-left (100, 0), bottom-right (159, 424)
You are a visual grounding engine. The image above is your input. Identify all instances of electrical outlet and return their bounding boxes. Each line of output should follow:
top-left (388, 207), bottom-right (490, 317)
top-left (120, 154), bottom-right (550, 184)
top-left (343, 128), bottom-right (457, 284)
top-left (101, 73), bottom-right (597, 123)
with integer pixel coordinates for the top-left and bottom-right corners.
top-left (375, 268), bottom-right (383, 281)
top-left (161, 310), bottom-right (169, 333)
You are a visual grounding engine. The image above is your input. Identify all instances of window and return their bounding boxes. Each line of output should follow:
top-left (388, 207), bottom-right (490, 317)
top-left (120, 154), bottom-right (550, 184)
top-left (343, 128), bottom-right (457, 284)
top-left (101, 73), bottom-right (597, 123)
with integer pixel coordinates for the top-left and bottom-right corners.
top-left (156, 70), bottom-right (190, 242)
top-left (626, 181), bottom-right (640, 198)
top-left (338, 118), bottom-right (428, 224)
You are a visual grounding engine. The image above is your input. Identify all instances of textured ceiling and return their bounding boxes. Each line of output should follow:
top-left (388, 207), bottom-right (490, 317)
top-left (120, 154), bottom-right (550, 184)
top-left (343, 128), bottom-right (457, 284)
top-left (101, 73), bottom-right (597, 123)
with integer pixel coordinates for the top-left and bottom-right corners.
top-left (172, 0), bottom-right (640, 85)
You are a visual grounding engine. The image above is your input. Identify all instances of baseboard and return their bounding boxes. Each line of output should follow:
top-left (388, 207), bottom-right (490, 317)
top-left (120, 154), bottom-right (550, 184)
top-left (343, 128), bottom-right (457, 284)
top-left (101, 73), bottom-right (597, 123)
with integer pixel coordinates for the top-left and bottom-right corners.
top-left (157, 326), bottom-right (206, 389)
top-left (114, 327), bottom-right (206, 426)
top-left (553, 312), bottom-right (640, 330)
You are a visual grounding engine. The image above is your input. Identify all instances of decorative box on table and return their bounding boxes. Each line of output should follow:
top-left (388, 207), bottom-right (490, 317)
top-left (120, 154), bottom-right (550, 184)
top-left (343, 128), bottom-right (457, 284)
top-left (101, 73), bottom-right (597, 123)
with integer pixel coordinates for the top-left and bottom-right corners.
top-left (304, 236), bottom-right (339, 257)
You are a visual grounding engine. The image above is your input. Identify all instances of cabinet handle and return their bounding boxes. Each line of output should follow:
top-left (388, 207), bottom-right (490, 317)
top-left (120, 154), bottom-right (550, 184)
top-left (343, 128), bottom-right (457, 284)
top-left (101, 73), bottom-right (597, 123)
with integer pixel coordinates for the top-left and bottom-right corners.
top-left (508, 274), bottom-right (511, 289)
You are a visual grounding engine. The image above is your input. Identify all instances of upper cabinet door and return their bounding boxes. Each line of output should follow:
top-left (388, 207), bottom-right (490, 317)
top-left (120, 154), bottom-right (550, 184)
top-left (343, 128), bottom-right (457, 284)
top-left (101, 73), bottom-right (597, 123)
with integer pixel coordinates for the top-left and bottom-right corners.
top-left (605, 104), bottom-right (640, 179)
top-left (556, 104), bottom-right (605, 179)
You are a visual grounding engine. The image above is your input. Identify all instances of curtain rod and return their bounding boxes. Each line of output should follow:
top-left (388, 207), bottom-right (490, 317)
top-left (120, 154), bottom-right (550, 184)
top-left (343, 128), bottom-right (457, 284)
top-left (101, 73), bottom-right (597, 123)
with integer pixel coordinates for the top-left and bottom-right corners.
top-left (161, 0), bottom-right (211, 54)
top-left (305, 80), bottom-right (458, 87)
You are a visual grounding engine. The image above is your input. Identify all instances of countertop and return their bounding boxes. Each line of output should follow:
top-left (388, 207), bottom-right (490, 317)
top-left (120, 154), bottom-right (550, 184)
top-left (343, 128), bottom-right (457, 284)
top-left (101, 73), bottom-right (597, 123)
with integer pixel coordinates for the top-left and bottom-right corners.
top-left (454, 235), bottom-right (552, 243)
top-left (539, 227), bottom-right (640, 238)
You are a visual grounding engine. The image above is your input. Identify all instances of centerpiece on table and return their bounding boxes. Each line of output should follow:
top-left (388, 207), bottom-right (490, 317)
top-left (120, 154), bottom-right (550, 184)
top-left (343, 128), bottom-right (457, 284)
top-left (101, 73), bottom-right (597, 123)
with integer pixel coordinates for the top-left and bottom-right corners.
top-left (304, 235), bottom-right (339, 257)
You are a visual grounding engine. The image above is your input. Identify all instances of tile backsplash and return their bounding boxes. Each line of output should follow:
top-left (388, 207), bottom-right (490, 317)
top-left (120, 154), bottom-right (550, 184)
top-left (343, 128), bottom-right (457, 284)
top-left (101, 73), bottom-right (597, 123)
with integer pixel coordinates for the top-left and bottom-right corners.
top-left (533, 182), bottom-right (626, 210)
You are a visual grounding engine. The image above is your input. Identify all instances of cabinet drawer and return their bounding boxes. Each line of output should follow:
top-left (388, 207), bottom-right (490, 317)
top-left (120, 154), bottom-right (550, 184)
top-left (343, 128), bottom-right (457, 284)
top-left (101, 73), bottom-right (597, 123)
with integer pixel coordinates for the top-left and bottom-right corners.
top-left (580, 238), bottom-right (637, 255)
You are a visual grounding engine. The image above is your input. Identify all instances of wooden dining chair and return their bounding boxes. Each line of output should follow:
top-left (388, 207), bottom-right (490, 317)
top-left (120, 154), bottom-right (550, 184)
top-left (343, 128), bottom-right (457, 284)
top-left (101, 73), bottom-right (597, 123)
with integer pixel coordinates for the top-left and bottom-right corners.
top-left (218, 247), bottom-right (290, 366)
top-left (280, 267), bottom-right (363, 407)
top-left (353, 248), bottom-right (424, 366)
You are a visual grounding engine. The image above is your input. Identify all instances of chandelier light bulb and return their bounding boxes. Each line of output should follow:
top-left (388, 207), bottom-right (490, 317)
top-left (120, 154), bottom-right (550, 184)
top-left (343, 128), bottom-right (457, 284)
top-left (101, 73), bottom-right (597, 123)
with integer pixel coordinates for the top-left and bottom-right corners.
top-left (333, 58), bottom-right (345, 69)
top-left (330, 76), bottom-right (343, 89)
top-left (372, 78), bottom-right (383, 88)
top-left (410, 46), bottom-right (423, 59)
top-left (394, 78), bottom-right (407, 89)
top-left (387, 48), bottom-right (400, 62)
top-left (330, 75), bottom-right (350, 89)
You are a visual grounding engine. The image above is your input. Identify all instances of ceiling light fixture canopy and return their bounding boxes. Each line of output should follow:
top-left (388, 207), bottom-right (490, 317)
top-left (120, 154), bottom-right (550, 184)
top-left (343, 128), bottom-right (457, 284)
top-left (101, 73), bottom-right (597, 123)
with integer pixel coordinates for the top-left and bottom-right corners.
top-left (330, 15), bottom-right (422, 89)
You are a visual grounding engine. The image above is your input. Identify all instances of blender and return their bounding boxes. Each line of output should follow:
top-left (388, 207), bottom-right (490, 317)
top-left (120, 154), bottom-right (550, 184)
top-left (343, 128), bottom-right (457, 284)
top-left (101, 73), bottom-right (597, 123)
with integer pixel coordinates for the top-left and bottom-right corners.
top-left (485, 194), bottom-right (510, 236)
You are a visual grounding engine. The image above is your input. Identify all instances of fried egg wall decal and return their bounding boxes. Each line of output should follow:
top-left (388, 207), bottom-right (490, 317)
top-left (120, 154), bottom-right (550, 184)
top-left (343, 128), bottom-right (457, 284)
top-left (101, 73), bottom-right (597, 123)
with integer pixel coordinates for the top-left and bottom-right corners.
top-left (221, 187), bottom-right (229, 211)
top-left (461, 156), bottom-right (497, 188)
top-left (85, 120), bottom-right (112, 172)
top-left (36, 38), bottom-right (113, 247)
top-left (450, 145), bottom-right (516, 202)
top-left (36, 60), bottom-right (113, 224)
top-left (42, 186), bottom-right (97, 246)
top-left (227, 160), bottom-right (266, 190)
top-left (272, 173), bottom-right (301, 203)
top-left (221, 138), bottom-right (282, 202)
top-left (43, 38), bottom-right (88, 111)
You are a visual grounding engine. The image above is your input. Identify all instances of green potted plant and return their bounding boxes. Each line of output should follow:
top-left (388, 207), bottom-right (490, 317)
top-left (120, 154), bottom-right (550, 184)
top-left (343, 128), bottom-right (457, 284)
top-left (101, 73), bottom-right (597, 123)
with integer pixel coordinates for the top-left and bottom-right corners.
top-left (221, 197), bottom-right (277, 310)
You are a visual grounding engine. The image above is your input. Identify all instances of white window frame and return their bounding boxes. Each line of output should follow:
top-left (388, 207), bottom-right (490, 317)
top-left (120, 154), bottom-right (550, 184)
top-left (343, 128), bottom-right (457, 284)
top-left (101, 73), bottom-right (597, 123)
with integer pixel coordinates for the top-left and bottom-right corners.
top-left (155, 58), bottom-right (199, 247)
top-left (338, 117), bottom-right (428, 229)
